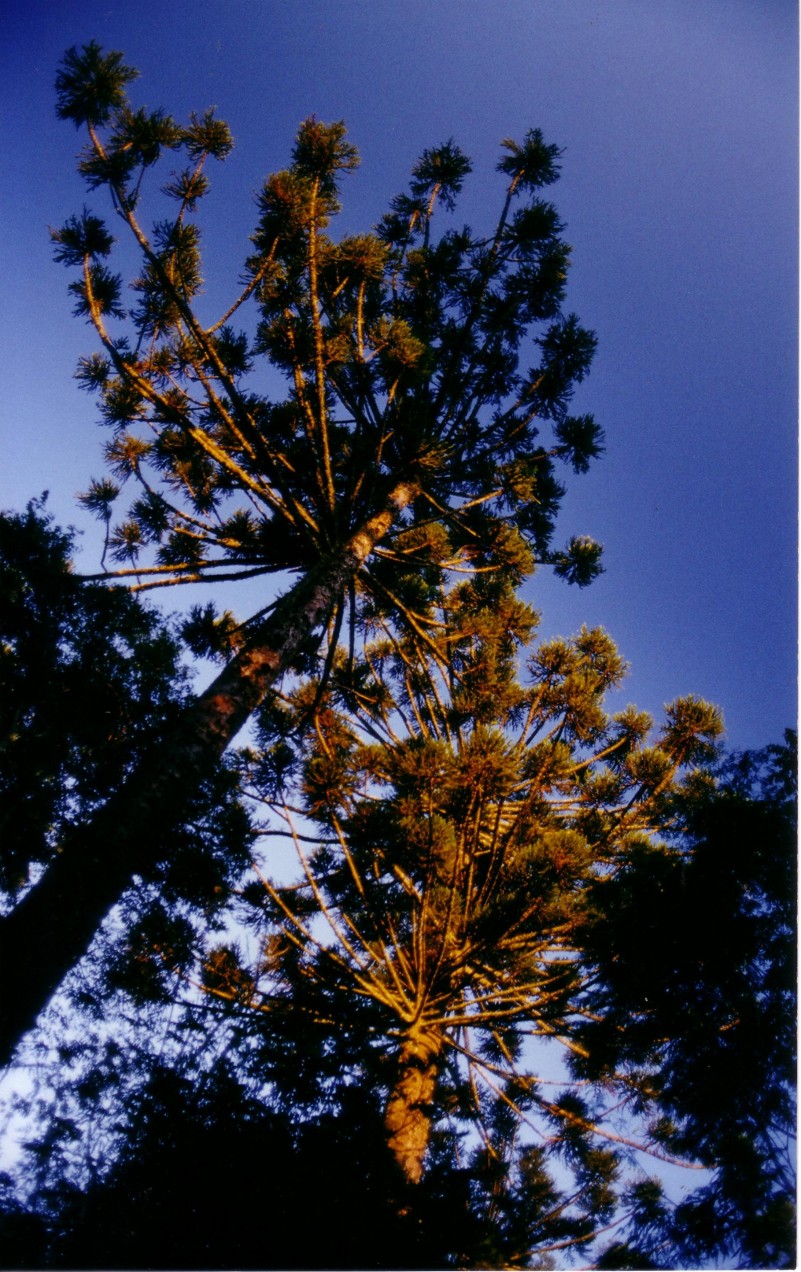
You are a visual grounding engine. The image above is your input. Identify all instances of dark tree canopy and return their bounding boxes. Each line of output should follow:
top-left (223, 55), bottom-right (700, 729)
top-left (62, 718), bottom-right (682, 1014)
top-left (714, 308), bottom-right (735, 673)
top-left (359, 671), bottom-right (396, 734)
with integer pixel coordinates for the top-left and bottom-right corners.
top-left (0, 503), bottom-right (252, 1034)
top-left (578, 734), bottom-right (797, 1268)
top-left (0, 500), bottom-right (185, 897)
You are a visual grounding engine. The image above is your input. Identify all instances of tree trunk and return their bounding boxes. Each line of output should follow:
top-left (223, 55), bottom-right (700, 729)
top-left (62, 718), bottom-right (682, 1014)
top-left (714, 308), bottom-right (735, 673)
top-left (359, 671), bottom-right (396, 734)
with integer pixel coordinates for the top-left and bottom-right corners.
top-left (384, 1026), bottom-right (442, 1185)
top-left (0, 481), bottom-right (418, 1066)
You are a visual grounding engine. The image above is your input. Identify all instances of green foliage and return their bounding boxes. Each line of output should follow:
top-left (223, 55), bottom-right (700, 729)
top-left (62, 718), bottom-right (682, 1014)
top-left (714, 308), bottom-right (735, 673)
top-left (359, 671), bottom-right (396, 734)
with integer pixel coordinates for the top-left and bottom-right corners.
top-left (0, 502), bottom-right (182, 894)
top-left (497, 129), bottom-right (563, 190)
top-left (50, 209), bottom-right (115, 264)
top-left (55, 42), bottom-right (138, 129)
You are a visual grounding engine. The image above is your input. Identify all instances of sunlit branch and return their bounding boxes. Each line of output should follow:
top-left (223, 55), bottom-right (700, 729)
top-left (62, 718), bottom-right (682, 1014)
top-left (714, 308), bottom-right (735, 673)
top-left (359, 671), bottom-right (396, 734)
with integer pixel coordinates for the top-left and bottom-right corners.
top-left (205, 244), bottom-right (277, 336)
top-left (306, 180), bottom-right (337, 516)
top-left (127, 565), bottom-right (275, 592)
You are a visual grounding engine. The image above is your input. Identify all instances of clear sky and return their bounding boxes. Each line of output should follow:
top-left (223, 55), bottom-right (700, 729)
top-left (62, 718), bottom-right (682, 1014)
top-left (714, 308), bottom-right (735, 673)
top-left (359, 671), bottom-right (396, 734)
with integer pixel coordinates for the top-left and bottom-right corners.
top-left (2, 0), bottom-right (797, 751)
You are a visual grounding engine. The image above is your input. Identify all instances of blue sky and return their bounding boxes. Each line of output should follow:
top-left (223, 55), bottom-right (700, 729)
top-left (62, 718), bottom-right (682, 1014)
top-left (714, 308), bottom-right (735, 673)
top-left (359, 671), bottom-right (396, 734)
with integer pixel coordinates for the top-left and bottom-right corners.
top-left (2, 0), bottom-right (797, 750)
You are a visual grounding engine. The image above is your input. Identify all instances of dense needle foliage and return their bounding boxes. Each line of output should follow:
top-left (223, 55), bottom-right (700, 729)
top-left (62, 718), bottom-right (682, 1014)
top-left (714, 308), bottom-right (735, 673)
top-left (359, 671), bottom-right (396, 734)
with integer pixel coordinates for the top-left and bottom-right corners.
top-left (52, 39), bottom-right (603, 601)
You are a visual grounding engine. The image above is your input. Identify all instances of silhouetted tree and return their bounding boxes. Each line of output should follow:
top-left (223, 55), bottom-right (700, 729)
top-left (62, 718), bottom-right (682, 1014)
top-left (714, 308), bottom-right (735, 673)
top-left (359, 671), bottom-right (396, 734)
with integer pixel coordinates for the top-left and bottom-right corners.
top-left (581, 731), bottom-right (797, 1269)
top-left (0, 503), bottom-right (251, 1045)
top-left (8, 1052), bottom-right (575, 1270)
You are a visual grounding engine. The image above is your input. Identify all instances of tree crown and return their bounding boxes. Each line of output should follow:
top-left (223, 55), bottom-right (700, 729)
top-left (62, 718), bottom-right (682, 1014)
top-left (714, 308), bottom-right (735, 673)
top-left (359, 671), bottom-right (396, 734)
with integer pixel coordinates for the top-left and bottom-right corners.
top-left (52, 43), bottom-right (604, 648)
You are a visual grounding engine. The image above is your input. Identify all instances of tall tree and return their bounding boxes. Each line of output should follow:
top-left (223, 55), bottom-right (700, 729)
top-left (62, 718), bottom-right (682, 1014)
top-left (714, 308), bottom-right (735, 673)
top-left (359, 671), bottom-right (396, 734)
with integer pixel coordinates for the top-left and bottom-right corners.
top-left (0, 42), bottom-right (603, 1061)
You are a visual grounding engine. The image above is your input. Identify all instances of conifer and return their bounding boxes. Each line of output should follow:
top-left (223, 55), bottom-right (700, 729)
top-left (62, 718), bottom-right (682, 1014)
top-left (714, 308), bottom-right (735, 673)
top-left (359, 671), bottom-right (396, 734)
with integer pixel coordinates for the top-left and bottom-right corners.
top-left (0, 43), bottom-right (603, 1060)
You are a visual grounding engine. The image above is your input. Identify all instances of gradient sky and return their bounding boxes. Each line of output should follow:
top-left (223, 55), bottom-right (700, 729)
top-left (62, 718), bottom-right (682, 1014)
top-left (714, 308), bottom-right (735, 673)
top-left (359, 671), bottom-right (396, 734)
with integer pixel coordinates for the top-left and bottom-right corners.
top-left (2, 0), bottom-right (797, 751)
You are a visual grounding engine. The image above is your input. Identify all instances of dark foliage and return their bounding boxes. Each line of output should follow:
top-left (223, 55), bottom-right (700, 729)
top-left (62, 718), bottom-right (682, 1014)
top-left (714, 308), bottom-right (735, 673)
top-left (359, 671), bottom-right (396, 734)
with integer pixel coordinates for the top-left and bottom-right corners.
top-left (15, 1060), bottom-right (555, 1271)
top-left (0, 502), bottom-right (253, 908)
top-left (582, 733), bottom-right (797, 1269)
top-left (0, 500), bottom-right (187, 898)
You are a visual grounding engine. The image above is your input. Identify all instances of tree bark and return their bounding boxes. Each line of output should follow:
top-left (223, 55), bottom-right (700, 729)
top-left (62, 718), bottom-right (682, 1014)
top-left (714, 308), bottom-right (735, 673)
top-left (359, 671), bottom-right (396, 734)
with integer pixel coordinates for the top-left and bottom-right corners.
top-left (384, 1026), bottom-right (442, 1185)
top-left (0, 481), bottom-right (418, 1066)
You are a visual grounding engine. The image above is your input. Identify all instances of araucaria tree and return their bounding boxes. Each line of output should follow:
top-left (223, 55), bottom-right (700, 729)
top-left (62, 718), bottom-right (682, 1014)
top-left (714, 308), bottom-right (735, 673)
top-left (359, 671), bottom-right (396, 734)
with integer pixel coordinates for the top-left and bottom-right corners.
top-left (2, 42), bottom-right (794, 1272)
top-left (0, 42), bottom-right (604, 1060)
